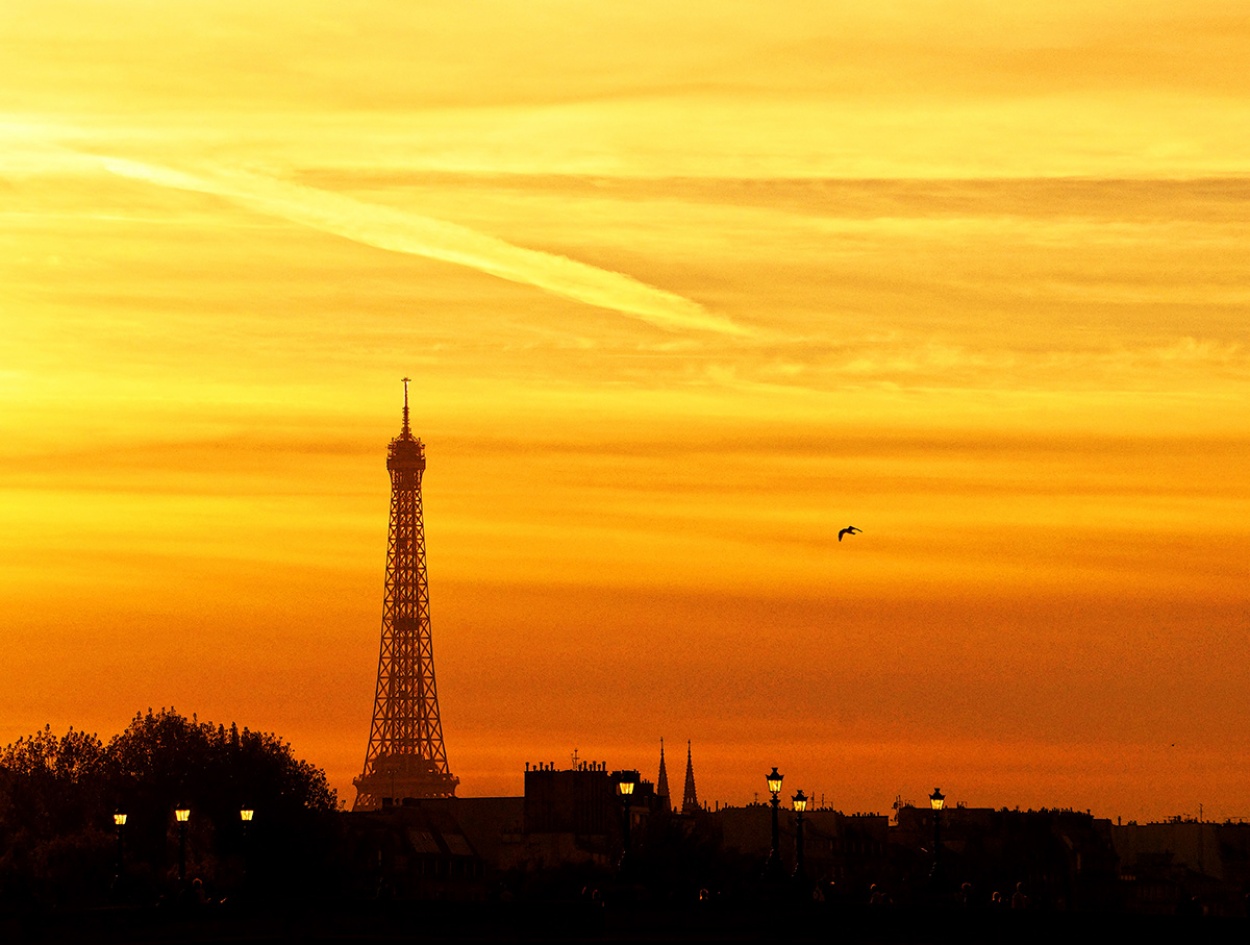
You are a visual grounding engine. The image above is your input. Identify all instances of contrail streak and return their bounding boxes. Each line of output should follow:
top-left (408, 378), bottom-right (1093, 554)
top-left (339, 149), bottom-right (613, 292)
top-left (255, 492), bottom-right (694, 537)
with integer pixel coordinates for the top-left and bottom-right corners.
top-left (97, 156), bottom-right (746, 336)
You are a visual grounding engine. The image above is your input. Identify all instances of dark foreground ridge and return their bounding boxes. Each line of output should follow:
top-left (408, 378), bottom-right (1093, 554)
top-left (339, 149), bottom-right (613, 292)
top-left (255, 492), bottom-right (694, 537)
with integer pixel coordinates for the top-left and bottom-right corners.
top-left (3, 900), bottom-right (1249, 945)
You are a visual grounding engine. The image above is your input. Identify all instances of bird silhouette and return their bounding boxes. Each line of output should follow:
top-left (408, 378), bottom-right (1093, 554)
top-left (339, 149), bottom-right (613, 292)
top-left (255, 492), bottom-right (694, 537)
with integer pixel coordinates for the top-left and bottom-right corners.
top-left (838, 526), bottom-right (862, 542)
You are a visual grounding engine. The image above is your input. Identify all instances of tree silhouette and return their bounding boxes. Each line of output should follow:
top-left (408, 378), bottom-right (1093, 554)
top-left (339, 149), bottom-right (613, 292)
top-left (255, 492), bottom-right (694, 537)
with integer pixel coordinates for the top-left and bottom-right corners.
top-left (0, 725), bottom-right (111, 905)
top-left (0, 709), bottom-right (338, 907)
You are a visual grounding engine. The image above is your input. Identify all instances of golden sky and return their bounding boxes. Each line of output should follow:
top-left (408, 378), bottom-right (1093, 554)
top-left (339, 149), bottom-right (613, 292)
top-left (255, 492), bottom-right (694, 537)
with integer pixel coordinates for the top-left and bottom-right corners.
top-left (3, 1), bottom-right (1248, 821)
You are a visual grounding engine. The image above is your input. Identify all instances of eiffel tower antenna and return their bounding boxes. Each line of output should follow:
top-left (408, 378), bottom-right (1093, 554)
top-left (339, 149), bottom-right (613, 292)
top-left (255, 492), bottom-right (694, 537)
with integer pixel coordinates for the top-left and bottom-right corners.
top-left (400, 376), bottom-right (412, 438)
top-left (353, 380), bottom-right (458, 808)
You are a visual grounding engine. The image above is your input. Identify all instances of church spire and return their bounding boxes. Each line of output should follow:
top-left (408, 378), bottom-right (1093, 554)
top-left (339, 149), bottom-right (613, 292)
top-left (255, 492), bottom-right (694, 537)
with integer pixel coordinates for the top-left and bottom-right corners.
top-left (681, 740), bottom-right (699, 815)
top-left (656, 738), bottom-right (671, 811)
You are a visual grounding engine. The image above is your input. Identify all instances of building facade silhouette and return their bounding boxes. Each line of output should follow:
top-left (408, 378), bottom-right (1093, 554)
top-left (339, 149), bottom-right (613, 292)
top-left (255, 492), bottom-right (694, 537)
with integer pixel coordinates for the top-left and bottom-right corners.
top-left (353, 380), bottom-right (459, 809)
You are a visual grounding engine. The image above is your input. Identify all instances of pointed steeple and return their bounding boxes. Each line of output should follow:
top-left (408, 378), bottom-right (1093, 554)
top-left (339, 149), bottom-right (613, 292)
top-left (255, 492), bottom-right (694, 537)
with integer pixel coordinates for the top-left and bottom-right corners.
top-left (681, 740), bottom-right (699, 815)
top-left (656, 738), bottom-right (671, 811)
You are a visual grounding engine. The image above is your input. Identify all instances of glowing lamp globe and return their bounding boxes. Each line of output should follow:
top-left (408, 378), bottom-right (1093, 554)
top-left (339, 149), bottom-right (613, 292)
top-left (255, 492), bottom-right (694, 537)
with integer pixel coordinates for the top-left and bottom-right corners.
top-left (766, 767), bottom-right (784, 796)
top-left (792, 790), bottom-right (808, 813)
top-left (929, 788), bottom-right (945, 811)
top-left (175, 807), bottom-right (191, 823)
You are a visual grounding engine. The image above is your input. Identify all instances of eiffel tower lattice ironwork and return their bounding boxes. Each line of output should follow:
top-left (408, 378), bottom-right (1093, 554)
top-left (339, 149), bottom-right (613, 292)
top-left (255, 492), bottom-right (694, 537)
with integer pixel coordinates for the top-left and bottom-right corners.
top-left (353, 379), bottom-right (459, 809)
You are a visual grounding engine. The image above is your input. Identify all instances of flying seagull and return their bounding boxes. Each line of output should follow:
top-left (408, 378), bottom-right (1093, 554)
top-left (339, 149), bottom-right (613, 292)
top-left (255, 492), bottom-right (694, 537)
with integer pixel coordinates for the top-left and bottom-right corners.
top-left (838, 526), bottom-right (862, 542)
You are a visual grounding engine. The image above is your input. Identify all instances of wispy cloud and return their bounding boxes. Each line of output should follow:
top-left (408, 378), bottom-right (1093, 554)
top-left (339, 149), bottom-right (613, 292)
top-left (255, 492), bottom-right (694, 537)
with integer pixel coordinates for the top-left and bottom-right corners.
top-left (93, 156), bottom-right (745, 336)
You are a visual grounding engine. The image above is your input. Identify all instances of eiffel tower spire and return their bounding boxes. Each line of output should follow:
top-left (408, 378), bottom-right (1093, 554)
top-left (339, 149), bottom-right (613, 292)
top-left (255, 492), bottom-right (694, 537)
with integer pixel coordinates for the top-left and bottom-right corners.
top-left (352, 380), bottom-right (459, 809)
top-left (681, 740), bottom-right (699, 815)
top-left (656, 738), bottom-right (671, 811)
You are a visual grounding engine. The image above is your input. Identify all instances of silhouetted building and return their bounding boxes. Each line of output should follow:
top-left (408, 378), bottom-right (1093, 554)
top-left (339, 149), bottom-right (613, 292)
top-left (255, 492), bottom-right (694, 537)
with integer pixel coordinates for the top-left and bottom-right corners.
top-left (891, 805), bottom-right (1119, 910)
top-left (1114, 819), bottom-right (1250, 916)
top-left (354, 380), bottom-right (459, 808)
top-left (718, 804), bottom-right (889, 890)
top-left (523, 761), bottom-right (615, 837)
top-left (342, 804), bottom-right (485, 900)
top-left (507, 761), bottom-right (658, 871)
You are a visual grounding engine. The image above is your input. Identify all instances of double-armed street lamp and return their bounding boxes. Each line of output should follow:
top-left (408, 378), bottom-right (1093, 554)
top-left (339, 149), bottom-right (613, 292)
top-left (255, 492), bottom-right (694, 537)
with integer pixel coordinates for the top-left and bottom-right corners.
top-left (175, 806), bottom-right (191, 884)
top-left (928, 787), bottom-right (945, 889)
top-left (763, 767), bottom-right (785, 880)
top-left (792, 790), bottom-right (809, 889)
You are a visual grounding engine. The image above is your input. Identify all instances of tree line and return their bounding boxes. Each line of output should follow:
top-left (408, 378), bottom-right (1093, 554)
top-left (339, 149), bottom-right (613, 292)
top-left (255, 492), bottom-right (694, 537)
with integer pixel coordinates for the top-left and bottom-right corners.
top-left (0, 708), bottom-right (339, 908)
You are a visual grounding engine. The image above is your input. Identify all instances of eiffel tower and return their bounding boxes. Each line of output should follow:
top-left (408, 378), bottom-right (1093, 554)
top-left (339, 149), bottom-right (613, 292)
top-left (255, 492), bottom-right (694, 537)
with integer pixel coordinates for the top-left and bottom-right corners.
top-left (353, 379), bottom-right (459, 809)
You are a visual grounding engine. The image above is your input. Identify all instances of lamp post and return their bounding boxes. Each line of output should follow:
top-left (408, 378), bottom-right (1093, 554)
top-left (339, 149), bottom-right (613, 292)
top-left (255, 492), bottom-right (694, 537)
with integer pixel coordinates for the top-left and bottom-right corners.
top-left (762, 767), bottom-right (784, 880)
top-left (112, 812), bottom-right (127, 886)
top-left (175, 806), bottom-right (191, 884)
top-left (792, 790), bottom-right (809, 890)
top-left (928, 788), bottom-right (945, 889)
top-left (617, 771), bottom-right (638, 875)
top-left (240, 808), bottom-right (254, 886)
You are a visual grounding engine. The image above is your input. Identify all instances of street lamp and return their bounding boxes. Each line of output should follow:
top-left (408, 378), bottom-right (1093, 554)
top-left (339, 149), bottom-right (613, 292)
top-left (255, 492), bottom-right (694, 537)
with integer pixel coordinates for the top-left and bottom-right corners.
top-left (928, 788), bottom-right (945, 889)
top-left (175, 806), bottom-right (191, 884)
top-left (617, 771), bottom-right (638, 874)
top-left (762, 767), bottom-right (784, 880)
top-left (112, 812), bottom-right (127, 887)
top-left (240, 808), bottom-right (254, 887)
top-left (792, 790), bottom-right (809, 888)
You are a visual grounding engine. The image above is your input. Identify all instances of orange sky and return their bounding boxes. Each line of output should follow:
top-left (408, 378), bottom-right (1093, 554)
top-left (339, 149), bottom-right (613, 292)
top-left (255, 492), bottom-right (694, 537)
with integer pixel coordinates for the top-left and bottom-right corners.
top-left (2, 1), bottom-right (1248, 822)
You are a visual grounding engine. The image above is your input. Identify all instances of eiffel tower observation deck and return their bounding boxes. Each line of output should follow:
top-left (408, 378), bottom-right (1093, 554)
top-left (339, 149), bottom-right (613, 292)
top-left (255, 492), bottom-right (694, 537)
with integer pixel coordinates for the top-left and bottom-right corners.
top-left (353, 379), bottom-right (459, 809)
